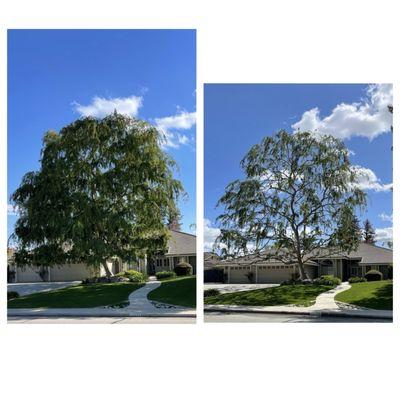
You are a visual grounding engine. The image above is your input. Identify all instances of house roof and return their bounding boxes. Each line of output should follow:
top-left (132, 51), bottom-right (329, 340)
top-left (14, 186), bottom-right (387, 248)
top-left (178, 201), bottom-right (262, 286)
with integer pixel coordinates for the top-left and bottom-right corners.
top-left (346, 242), bottom-right (393, 265)
top-left (166, 230), bottom-right (196, 256)
top-left (215, 243), bottom-right (392, 266)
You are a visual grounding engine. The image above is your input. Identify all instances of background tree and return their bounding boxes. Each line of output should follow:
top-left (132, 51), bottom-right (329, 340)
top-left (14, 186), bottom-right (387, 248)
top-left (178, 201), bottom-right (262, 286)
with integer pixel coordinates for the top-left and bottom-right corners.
top-left (363, 219), bottom-right (376, 244)
top-left (11, 112), bottom-right (184, 277)
top-left (215, 130), bottom-right (366, 280)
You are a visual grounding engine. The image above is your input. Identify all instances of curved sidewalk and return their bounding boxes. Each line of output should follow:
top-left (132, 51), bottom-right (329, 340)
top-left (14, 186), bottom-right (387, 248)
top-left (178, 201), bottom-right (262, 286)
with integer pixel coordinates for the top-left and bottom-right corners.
top-left (204, 283), bottom-right (392, 320)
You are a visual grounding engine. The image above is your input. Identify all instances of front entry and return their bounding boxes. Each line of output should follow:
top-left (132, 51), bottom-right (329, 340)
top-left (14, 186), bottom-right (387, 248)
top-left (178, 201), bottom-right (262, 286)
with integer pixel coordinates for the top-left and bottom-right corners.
top-left (342, 260), bottom-right (350, 281)
top-left (147, 260), bottom-right (156, 276)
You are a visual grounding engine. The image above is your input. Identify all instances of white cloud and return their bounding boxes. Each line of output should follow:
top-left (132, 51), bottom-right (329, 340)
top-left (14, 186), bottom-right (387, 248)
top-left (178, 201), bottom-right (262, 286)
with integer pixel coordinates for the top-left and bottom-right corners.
top-left (8, 204), bottom-right (19, 216)
top-left (73, 95), bottom-right (143, 118)
top-left (292, 84), bottom-right (393, 140)
top-left (155, 111), bottom-right (196, 149)
top-left (379, 213), bottom-right (393, 222)
top-left (351, 165), bottom-right (392, 192)
top-left (204, 219), bottom-right (220, 251)
top-left (375, 226), bottom-right (393, 243)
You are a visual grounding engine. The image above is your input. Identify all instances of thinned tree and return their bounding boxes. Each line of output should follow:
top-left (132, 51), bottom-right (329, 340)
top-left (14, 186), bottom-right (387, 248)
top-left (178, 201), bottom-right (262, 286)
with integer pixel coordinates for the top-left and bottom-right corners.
top-left (11, 112), bottom-right (184, 277)
top-left (363, 219), bottom-right (376, 244)
top-left (215, 130), bottom-right (367, 280)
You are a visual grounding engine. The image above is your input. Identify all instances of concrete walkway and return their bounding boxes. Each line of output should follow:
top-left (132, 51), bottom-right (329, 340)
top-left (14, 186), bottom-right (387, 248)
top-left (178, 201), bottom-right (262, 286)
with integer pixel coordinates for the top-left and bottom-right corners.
top-left (8, 280), bottom-right (196, 318)
top-left (204, 283), bottom-right (393, 320)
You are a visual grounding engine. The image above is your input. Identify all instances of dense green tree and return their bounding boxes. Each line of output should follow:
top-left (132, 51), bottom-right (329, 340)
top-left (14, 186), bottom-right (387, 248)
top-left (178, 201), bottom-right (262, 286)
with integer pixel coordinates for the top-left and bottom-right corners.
top-left (215, 130), bottom-right (366, 280)
top-left (11, 112), bottom-right (183, 276)
top-left (363, 219), bottom-right (376, 244)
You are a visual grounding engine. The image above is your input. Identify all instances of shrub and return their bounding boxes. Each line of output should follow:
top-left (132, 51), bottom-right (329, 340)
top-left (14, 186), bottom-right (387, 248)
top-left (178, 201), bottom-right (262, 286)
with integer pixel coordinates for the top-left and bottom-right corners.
top-left (348, 276), bottom-right (367, 284)
top-left (156, 270), bottom-right (176, 280)
top-left (8, 291), bottom-right (19, 300)
top-left (174, 261), bottom-right (192, 276)
top-left (204, 288), bottom-right (220, 297)
top-left (365, 269), bottom-right (383, 281)
top-left (116, 270), bottom-right (147, 283)
top-left (313, 275), bottom-right (341, 286)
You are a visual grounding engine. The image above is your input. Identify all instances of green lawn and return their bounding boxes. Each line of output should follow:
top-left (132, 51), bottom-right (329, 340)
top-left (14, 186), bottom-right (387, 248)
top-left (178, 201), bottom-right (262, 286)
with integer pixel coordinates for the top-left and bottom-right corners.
top-left (8, 282), bottom-right (144, 309)
top-left (335, 280), bottom-right (393, 310)
top-left (204, 284), bottom-right (334, 307)
top-left (148, 276), bottom-right (196, 308)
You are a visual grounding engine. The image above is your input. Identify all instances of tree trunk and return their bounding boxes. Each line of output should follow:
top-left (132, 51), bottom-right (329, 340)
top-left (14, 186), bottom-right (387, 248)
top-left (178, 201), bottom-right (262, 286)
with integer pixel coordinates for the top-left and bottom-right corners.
top-left (102, 260), bottom-right (113, 278)
top-left (297, 261), bottom-right (309, 281)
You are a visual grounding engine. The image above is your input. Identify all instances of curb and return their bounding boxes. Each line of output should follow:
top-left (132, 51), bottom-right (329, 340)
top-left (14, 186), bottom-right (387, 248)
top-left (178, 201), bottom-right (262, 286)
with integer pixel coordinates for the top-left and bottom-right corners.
top-left (8, 310), bottom-right (196, 319)
top-left (204, 307), bottom-right (392, 320)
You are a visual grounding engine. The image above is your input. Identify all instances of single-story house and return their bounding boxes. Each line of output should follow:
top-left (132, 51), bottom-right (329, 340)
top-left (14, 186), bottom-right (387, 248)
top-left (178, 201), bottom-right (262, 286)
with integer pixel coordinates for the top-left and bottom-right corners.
top-left (7, 229), bottom-right (196, 283)
top-left (210, 243), bottom-right (393, 284)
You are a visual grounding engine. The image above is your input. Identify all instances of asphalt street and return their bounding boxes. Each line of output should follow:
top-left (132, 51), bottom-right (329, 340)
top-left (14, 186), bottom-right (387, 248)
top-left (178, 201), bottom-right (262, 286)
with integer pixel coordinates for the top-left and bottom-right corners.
top-left (204, 312), bottom-right (391, 323)
top-left (8, 316), bottom-right (195, 324)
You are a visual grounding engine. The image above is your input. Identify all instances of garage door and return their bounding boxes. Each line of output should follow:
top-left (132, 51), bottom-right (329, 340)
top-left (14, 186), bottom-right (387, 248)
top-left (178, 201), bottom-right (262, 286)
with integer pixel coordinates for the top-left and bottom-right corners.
top-left (229, 267), bottom-right (251, 283)
top-left (50, 263), bottom-right (94, 281)
top-left (257, 266), bottom-right (293, 283)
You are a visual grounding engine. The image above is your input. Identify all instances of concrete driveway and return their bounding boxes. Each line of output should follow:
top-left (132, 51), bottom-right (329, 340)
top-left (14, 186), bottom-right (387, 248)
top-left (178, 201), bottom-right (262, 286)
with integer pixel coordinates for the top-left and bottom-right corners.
top-left (204, 283), bottom-right (279, 294)
top-left (8, 281), bottom-right (81, 296)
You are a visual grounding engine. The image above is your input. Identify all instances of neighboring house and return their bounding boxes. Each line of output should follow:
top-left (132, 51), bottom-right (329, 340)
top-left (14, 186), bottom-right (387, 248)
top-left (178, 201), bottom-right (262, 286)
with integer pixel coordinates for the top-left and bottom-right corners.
top-left (7, 229), bottom-right (196, 283)
top-left (204, 252), bottom-right (221, 269)
top-left (212, 243), bottom-right (393, 284)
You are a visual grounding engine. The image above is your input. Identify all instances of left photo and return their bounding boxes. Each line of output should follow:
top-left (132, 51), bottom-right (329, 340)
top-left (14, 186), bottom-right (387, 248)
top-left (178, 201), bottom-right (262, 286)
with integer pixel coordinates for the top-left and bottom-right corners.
top-left (7, 29), bottom-right (197, 324)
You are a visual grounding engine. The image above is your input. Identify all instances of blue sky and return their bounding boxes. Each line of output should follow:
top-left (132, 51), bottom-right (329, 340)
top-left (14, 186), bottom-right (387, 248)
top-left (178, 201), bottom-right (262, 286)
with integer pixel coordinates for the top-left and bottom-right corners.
top-left (204, 84), bottom-right (393, 250)
top-left (7, 29), bottom-right (196, 241)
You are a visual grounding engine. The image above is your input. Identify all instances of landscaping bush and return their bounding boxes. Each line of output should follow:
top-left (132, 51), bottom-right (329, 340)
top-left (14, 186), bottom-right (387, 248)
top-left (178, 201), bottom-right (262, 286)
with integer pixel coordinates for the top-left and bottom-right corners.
top-left (365, 270), bottom-right (383, 281)
top-left (204, 288), bottom-right (220, 297)
top-left (8, 291), bottom-right (19, 300)
top-left (117, 270), bottom-right (147, 283)
top-left (313, 275), bottom-right (341, 286)
top-left (348, 276), bottom-right (367, 284)
top-left (174, 261), bottom-right (192, 276)
top-left (156, 270), bottom-right (177, 280)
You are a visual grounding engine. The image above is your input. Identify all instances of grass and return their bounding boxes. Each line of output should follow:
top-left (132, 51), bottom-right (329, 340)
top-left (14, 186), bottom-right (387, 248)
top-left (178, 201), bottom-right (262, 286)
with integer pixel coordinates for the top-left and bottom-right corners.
top-left (148, 275), bottom-right (196, 308)
top-left (8, 282), bottom-right (144, 309)
top-left (335, 280), bottom-right (393, 310)
top-left (204, 284), bottom-right (334, 307)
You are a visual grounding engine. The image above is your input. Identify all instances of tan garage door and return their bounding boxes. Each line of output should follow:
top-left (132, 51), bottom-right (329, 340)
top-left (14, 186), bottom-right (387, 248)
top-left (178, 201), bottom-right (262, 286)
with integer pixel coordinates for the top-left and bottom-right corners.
top-left (50, 264), bottom-right (94, 281)
top-left (257, 266), bottom-right (293, 283)
top-left (229, 267), bottom-right (251, 283)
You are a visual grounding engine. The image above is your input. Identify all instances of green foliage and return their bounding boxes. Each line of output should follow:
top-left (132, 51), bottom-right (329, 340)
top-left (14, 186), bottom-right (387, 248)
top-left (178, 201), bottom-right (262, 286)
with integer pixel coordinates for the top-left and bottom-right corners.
top-left (363, 219), bottom-right (376, 244)
top-left (215, 130), bottom-right (367, 279)
top-left (204, 288), bottom-right (221, 297)
top-left (156, 270), bottom-right (176, 280)
top-left (365, 269), bottom-right (383, 281)
top-left (348, 276), bottom-right (367, 283)
top-left (174, 261), bottom-right (192, 276)
top-left (116, 270), bottom-right (147, 283)
top-left (8, 291), bottom-right (20, 300)
top-left (10, 113), bottom-right (184, 271)
top-left (313, 275), bottom-right (341, 286)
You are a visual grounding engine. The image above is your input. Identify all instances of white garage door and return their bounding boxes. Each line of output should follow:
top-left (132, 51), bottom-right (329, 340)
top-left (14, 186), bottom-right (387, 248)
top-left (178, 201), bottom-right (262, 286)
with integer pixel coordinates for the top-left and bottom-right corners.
top-left (257, 266), bottom-right (293, 283)
top-left (229, 267), bottom-right (251, 283)
top-left (16, 267), bottom-right (43, 283)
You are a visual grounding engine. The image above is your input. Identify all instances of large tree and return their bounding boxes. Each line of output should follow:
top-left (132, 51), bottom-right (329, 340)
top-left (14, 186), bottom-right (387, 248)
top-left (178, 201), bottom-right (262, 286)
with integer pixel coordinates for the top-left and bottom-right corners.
top-left (11, 112), bottom-right (183, 277)
top-left (215, 130), bottom-right (366, 280)
top-left (363, 219), bottom-right (376, 244)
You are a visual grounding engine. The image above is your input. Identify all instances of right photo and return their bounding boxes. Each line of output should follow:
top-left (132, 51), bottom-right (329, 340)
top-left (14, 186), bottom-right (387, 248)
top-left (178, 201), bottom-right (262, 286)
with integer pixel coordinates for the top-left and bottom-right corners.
top-left (204, 83), bottom-right (393, 323)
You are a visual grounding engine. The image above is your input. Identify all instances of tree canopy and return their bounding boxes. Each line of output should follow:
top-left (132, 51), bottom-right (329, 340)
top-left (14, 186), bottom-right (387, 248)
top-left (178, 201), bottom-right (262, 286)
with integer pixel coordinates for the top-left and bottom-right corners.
top-left (11, 112), bottom-right (184, 275)
top-left (215, 130), bottom-right (367, 279)
top-left (363, 219), bottom-right (376, 244)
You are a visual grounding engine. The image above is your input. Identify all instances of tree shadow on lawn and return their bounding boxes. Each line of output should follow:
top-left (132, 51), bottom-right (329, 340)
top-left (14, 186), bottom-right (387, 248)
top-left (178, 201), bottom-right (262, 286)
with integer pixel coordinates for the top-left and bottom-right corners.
top-left (8, 283), bottom-right (143, 309)
top-left (205, 285), bottom-right (333, 307)
top-left (346, 283), bottom-right (393, 310)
